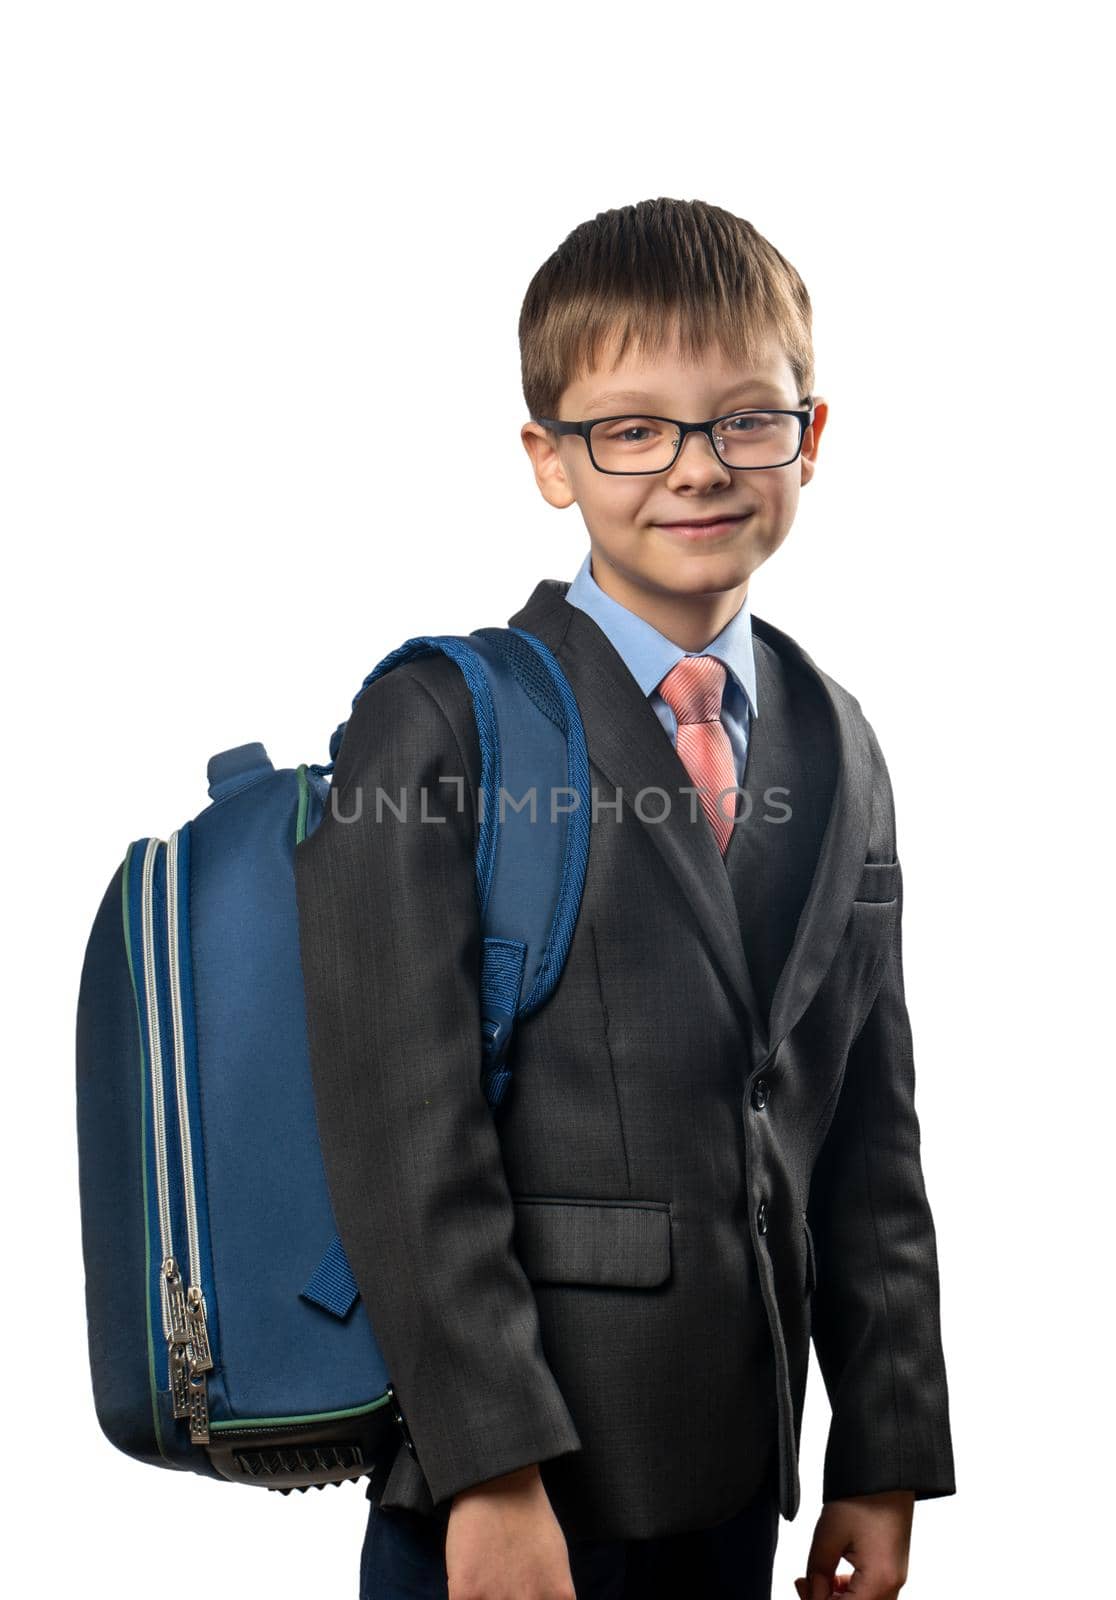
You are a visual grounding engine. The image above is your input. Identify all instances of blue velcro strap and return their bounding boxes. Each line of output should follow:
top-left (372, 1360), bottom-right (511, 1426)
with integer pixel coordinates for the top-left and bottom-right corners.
top-left (480, 936), bottom-right (526, 1065)
top-left (299, 1233), bottom-right (360, 1319)
top-left (483, 1065), bottom-right (513, 1108)
top-left (480, 937), bottom-right (526, 1107)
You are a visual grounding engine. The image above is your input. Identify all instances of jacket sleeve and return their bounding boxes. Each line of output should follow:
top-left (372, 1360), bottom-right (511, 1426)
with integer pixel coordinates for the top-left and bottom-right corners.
top-left (806, 731), bottom-right (956, 1505)
top-left (293, 661), bottom-right (583, 1508)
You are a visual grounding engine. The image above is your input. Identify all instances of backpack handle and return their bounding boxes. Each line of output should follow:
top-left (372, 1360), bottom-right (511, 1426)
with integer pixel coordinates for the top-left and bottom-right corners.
top-left (206, 742), bottom-right (275, 802)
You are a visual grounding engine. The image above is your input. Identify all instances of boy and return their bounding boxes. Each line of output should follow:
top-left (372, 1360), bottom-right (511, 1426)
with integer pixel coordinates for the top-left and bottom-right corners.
top-left (294, 197), bottom-right (955, 1600)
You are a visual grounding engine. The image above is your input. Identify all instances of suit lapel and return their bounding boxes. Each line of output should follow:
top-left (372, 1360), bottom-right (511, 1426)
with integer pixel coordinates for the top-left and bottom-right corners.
top-left (503, 580), bottom-right (873, 1067)
top-left (745, 614), bottom-right (875, 1053)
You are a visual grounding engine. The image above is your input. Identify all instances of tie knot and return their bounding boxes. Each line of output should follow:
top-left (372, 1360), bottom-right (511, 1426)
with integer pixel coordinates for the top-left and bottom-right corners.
top-left (657, 654), bottom-right (728, 726)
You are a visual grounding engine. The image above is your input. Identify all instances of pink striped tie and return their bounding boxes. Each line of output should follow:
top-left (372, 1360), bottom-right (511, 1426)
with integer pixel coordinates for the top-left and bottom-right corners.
top-left (656, 654), bottom-right (738, 856)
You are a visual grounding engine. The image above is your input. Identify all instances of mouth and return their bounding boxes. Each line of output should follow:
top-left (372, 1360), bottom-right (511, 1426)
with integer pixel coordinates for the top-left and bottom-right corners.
top-left (654, 512), bottom-right (753, 539)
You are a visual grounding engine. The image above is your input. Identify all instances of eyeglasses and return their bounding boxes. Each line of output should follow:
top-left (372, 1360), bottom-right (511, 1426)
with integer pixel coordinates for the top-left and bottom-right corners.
top-left (530, 401), bottom-right (816, 475)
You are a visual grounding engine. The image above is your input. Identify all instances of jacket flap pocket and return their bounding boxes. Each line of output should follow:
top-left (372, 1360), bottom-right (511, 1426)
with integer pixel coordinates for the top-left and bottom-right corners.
top-left (855, 859), bottom-right (899, 903)
top-left (511, 1196), bottom-right (672, 1288)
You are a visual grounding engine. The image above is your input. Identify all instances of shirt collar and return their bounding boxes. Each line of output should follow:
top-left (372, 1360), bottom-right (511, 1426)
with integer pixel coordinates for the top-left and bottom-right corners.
top-left (563, 547), bottom-right (759, 717)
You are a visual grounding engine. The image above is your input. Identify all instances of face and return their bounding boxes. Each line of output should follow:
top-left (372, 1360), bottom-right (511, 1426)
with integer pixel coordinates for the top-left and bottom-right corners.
top-left (522, 321), bottom-right (828, 627)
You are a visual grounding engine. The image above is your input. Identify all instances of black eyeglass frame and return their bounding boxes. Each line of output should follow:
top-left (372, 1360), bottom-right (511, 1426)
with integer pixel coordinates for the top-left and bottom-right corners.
top-left (530, 400), bottom-right (816, 475)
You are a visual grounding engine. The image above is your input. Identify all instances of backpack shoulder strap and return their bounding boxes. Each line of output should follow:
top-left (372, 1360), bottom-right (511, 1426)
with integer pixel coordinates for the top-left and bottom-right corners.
top-left (312, 627), bottom-right (590, 1109)
top-left (467, 626), bottom-right (591, 1106)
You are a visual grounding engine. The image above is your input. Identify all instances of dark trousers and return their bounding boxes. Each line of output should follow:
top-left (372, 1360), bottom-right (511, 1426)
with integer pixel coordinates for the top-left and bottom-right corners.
top-left (358, 1480), bottom-right (780, 1599)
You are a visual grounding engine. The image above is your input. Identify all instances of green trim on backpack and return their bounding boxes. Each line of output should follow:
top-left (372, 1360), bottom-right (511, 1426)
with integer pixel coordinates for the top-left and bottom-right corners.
top-left (295, 764), bottom-right (311, 845)
top-left (208, 1393), bottom-right (393, 1433)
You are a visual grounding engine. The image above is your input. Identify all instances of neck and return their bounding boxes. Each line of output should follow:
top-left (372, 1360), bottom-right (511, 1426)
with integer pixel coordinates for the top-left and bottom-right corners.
top-left (588, 550), bottom-right (748, 652)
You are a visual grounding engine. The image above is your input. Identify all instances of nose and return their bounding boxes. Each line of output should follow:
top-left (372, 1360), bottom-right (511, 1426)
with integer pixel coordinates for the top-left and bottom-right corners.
top-left (666, 426), bottom-right (732, 486)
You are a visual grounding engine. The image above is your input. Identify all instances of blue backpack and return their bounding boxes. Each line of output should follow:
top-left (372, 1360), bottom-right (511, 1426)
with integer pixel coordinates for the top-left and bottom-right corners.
top-left (75, 627), bottom-right (590, 1494)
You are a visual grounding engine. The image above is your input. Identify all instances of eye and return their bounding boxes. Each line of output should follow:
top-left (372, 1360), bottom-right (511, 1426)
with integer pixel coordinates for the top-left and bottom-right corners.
top-left (594, 417), bottom-right (670, 445)
top-left (722, 412), bottom-right (777, 433)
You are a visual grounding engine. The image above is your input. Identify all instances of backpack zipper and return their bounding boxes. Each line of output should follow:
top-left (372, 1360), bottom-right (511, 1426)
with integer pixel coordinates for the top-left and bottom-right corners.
top-left (165, 828), bottom-right (213, 1442)
top-left (138, 838), bottom-right (194, 1424)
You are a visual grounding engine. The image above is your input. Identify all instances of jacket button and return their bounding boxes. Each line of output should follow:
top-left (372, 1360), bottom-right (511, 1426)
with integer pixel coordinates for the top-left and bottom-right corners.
top-left (386, 1383), bottom-right (418, 1458)
top-left (751, 1077), bottom-right (769, 1111)
top-left (757, 1199), bottom-right (768, 1235)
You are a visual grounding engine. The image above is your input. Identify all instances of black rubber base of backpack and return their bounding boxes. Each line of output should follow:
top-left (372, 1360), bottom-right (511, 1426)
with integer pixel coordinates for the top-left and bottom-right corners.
top-left (206, 1412), bottom-right (392, 1492)
top-left (224, 1444), bottom-right (371, 1493)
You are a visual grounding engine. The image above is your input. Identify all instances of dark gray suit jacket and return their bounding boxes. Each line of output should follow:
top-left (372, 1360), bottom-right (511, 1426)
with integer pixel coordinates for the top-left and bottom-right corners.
top-left (293, 577), bottom-right (956, 1542)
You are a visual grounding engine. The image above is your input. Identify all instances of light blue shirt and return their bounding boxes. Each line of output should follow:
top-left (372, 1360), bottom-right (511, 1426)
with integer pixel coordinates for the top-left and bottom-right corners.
top-left (563, 547), bottom-right (758, 786)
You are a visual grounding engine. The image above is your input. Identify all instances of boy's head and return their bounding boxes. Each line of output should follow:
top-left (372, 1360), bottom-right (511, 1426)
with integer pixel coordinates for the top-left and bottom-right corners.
top-left (520, 198), bottom-right (828, 627)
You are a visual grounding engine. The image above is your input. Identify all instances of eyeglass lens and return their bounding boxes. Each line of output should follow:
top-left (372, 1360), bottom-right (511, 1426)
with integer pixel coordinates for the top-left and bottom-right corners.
top-left (589, 412), bottom-right (803, 472)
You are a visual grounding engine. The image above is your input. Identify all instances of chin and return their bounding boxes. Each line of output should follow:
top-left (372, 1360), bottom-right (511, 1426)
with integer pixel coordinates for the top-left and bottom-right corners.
top-left (654, 561), bottom-right (752, 596)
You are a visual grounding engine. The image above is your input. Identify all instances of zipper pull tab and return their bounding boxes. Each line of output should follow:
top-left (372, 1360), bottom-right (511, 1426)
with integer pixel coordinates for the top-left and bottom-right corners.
top-left (163, 1259), bottom-right (192, 1417)
top-left (163, 1257), bottom-right (189, 1343)
top-left (168, 1340), bottom-right (192, 1418)
top-left (187, 1363), bottom-right (211, 1444)
top-left (185, 1285), bottom-right (213, 1373)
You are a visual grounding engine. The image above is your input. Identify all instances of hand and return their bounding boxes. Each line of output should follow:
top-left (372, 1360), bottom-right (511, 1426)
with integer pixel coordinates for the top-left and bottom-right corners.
top-left (794, 1490), bottom-right (915, 1600)
top-left (446, 1462), bottom-right (577, 1600)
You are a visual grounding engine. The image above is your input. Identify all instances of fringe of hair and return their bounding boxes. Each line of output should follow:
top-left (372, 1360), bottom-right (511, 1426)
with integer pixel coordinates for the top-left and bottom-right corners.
top-left (519, 197), bottom-right (814, 422)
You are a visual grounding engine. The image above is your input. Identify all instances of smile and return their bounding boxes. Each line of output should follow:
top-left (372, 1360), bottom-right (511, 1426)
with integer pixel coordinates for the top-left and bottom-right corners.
top-left (655, 514), bottom-right (752, 541)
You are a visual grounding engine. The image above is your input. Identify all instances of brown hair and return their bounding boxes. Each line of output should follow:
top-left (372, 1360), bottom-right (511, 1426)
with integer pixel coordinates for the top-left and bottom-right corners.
top-left (519, 197), bottom-right (813, 422)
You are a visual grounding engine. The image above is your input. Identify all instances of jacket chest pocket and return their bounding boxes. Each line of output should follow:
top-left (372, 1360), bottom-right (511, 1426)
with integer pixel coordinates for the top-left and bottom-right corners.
top-left (511, 1195), bottom-right (673, 1289)
top-left (854, 859), bottom-right (899, 904)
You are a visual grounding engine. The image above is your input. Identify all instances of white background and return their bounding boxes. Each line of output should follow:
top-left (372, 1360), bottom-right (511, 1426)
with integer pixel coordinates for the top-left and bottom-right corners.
top-left (3, 3), bottom-right (1111, 1594)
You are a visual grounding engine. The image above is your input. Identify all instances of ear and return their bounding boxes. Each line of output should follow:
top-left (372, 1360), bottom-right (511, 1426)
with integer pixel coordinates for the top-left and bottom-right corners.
top-left (799, 397), bottom-right (828, 488)
top-left (521, 421), bottom-right (578, 510)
